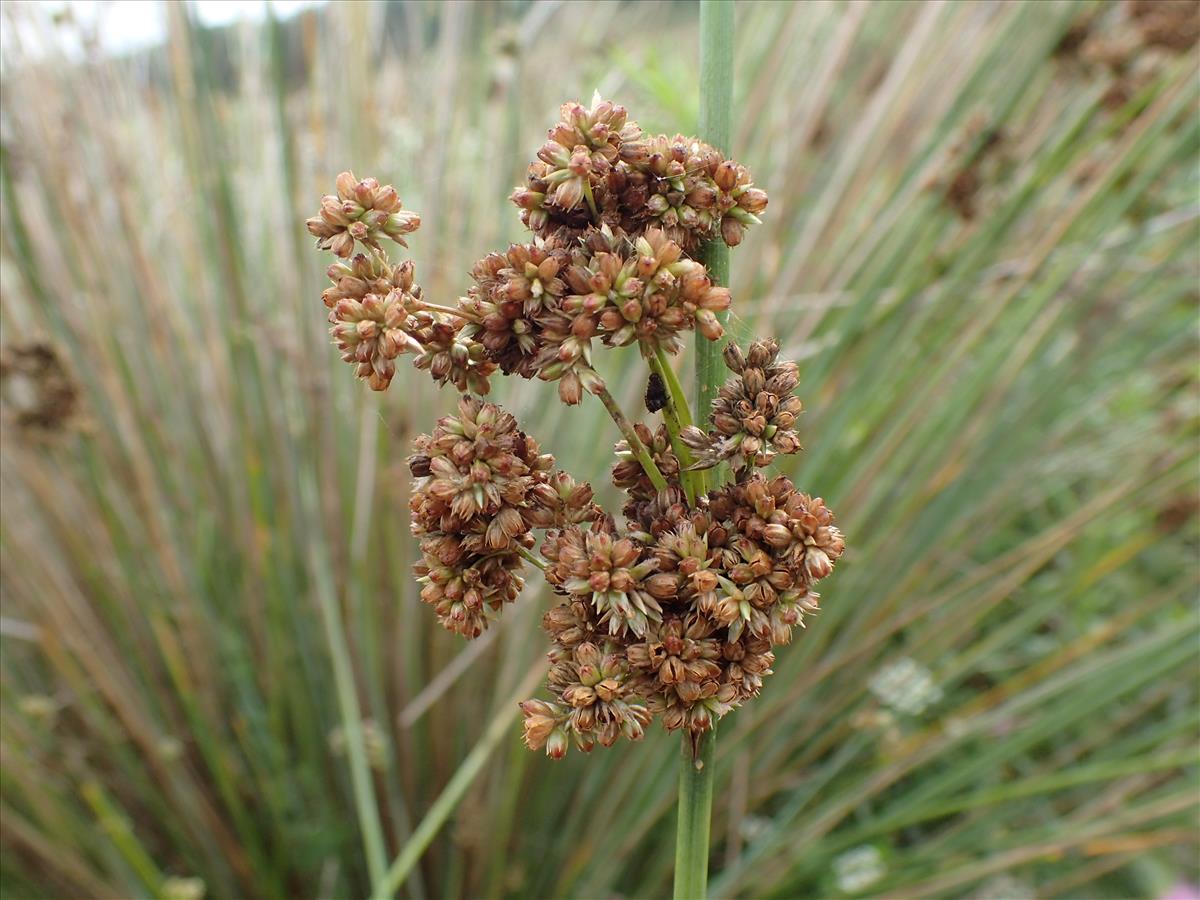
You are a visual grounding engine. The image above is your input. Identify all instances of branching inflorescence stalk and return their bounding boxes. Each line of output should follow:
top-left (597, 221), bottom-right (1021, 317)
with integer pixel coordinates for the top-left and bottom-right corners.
top-left (593, 380), bottom-right (671, 492)
top-left (647, 347), bottom-right (701, 506)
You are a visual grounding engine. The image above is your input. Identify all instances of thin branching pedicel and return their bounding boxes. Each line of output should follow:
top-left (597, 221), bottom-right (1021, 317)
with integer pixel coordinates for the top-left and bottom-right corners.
top-left (305, 94), bottom-right (844, 759)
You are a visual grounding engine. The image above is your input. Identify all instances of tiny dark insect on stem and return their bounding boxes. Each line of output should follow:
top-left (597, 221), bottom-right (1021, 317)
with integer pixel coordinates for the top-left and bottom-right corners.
top-left (645, 371), bottom-right (669, 413)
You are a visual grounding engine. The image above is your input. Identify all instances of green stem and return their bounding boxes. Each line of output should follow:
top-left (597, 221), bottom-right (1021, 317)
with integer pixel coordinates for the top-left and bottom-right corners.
top-left (654, 345), bottom-right (697, 429)
top-left (673, 727), bottom-right (718, 900)
top-left (300, 472), bottom-right (388, 893)
top-left (592, 381), bottom-right (670, 493)
top-left (695, 0), bottom-right (735, 422)
top-left (582, 178), bottom-right (601, 222)
top-left (516, 544), bottom-right (548, 572)
top-left (676, 3), bottom-right (734, 898)
top-left (646, 348), bottom-right (700, 506)
top-left (652, 345), bottom-right (705, 501)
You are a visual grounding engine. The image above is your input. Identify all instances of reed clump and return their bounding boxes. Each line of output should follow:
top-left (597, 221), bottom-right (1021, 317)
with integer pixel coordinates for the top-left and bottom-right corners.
top-left (2, 3), bottom-right (1195, 898)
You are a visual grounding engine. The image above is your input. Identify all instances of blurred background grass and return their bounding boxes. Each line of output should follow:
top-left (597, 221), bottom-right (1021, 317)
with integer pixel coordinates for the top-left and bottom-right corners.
top-left (1, 0), bottom-right (1197, 898)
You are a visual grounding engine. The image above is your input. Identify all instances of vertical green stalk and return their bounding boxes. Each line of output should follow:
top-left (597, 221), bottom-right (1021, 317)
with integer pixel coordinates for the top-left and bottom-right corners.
top-left (299, 472), bottom-right (388, 893)
top-left (676, 3), bottom-right (734, 899)
top-left (674, 727), bottom-right (718, 900)
top-left (695, 0), bottom-right (735, 420)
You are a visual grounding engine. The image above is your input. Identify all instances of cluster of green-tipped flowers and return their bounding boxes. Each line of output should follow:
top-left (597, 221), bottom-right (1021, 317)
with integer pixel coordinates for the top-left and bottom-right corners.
top-left (306, 95), bottom-right (844, 757)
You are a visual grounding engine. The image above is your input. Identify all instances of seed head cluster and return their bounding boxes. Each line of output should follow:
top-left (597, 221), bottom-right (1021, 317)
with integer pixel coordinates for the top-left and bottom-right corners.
top-left (306, 171), bottom-right (420, 259)
top-left (312, 179), bottom-right (501, 393)
top-left (306, 95), bottom-right (759, 396)
top-left (522, 342), bottom-right (843, 755)
top-left (408, 396), bottom-right (596, 638)
top-left (512, 98), bottom-right (767, 253)
top-left (305, 97), bottom-right (844, 760)
top-left (459, 224), bottom-right (731, 405)
top-left (680, 338), bottom-right (804, 472)
top-left (0, 342), bottom-right (79, 436)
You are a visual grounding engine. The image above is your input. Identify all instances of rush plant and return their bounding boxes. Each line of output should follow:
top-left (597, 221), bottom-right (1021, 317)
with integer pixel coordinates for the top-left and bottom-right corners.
top-left (304, 19), bottom-right (840, 898)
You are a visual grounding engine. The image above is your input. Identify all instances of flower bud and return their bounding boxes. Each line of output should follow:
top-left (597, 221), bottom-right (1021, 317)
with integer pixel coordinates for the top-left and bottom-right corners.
top-left (738, 187), bottom-right (768, 214)
top-left (721, 217), bottom-right (745, 247)
top-left (714, 161), bottom-right (739, 192)
top-left (546, 729), bottom-right (569, 759)
top-left (763, 524), bottom-right (794, 548)
top-left (806, 548), bottom-right (834, 580)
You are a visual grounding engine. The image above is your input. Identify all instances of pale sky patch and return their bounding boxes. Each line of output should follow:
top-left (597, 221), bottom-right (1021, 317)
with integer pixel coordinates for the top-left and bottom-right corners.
top-left (2, 0), bottom-right (326, 63)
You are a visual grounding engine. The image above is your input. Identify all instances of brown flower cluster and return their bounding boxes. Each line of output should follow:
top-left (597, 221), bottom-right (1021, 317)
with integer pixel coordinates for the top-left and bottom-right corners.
top-left (305, 100), bottom-right (844, 765)
top-left (521, 628), bottom-right (652, 758)
top-left (521, 341), bottom-right (845, 757)
top-left (523, 468), bottom-right (843, 754)
top-left (512, 95), bottom-right (767, 253)
top-left (458, 225), bottom-right (730, 404)
top-left (306, 171), bottom-right (420, 258)
top-left (310, 174), bottom-right (497, 392)
top-left (307, 98), bottom-right (760, 402)
top-left (1057, 1), bottom-right (1198, 111)
top-left (680, 338), bottom-right (804, 473)
top-left (0, 342), bottom-right (79, 436)
top-left (541, 519), bottom-right (670, 638)
top-left (324, 255), bottom-right (424, 391)
top-left (1127, 0), bottom-right (1200, 52)
top-left (475, 95), bottom-right (755, 403)
top-left (409, 396), bottom-right (595, 638)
